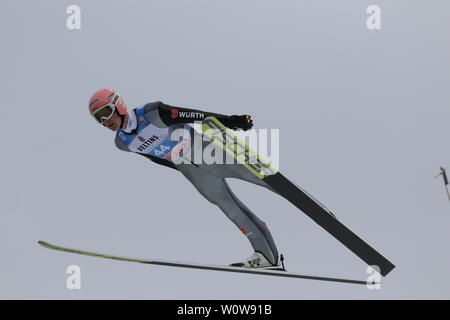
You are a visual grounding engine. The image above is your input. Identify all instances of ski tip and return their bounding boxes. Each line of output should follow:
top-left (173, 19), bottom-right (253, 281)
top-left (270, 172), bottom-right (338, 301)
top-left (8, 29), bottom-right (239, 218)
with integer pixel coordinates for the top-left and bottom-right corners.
top-left (38, 240), bottom-right (50, 248)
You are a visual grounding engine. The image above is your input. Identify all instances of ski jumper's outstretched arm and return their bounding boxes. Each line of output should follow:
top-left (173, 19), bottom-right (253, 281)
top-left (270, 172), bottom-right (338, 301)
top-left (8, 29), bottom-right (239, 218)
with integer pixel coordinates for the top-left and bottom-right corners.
top-left (157, 102), bottom-right (253, 130)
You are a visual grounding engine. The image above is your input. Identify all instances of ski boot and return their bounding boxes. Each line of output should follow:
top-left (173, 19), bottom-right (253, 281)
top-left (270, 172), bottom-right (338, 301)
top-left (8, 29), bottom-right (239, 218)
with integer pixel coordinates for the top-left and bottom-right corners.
top-left (230, 252), bottom-right (285, 271)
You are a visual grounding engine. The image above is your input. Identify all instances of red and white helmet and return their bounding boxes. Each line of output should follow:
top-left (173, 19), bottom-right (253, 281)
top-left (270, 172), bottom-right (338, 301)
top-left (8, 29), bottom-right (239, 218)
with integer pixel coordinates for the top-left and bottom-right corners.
top-left (88, 88), bottom-right (129, 127)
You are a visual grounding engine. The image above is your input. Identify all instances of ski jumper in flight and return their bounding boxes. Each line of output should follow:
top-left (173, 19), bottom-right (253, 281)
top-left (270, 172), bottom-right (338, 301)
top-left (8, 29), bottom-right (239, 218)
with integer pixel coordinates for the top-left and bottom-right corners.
top-left (88, 88), bottom-right (280, 269)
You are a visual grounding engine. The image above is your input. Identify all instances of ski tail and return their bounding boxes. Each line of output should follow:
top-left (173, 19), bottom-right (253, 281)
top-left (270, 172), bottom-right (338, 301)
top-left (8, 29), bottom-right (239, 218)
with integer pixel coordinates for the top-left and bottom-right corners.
top-left (263, 173), bottom-right (395, 276)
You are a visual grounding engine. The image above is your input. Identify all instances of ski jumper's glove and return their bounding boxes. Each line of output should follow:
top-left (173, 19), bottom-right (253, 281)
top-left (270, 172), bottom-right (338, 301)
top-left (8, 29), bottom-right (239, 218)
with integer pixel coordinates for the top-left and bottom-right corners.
top-left (157, 102), bottom-right (254, 131)
top-left (228, 115), bottom-right (253, 131)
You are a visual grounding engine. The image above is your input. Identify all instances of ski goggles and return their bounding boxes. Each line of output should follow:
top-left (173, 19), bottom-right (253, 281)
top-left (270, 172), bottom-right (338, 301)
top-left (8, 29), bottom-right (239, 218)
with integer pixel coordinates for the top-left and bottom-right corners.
top-left (91, 95), bottom-right (120, 124)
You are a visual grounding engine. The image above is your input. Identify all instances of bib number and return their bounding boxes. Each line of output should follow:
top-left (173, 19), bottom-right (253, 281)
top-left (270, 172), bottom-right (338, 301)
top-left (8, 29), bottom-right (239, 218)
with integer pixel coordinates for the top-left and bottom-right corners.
top-left (153, 144), bottom-right (171, 157)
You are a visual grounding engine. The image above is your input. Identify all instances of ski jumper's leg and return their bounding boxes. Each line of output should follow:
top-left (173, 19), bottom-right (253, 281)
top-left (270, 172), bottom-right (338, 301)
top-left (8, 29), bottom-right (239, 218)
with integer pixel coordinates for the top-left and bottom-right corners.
top-left (176, 162), bottom-right (279, 265)
top-left (220, 162), bottom-right (280, 194)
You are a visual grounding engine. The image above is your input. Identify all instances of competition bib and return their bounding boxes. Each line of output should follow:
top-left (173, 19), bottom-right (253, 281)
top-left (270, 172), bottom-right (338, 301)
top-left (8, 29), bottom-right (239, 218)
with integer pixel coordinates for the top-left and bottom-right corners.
top-left (116, 106), bottom-right (191, 160)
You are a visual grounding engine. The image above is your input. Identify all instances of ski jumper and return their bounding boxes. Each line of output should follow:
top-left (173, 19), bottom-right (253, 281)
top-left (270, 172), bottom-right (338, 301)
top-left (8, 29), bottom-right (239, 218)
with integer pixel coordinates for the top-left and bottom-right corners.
top-left (114, 102), bottom-right (279, 265)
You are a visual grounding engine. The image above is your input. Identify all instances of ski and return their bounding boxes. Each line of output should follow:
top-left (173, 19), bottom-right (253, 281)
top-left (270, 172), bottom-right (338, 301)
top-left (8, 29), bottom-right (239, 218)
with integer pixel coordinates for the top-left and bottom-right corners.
top-left (201, 117), bottom-right (395, 277)
top-left (38, 241), bottom-right (373, 285)
top-left (263, 173), bottom-right (395, 276)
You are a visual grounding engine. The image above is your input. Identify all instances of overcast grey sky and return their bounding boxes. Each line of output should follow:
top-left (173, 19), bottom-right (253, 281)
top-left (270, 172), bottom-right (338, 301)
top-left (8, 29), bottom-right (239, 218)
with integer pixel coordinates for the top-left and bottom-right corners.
top-left (1, 0), bottom-right (450, 299)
